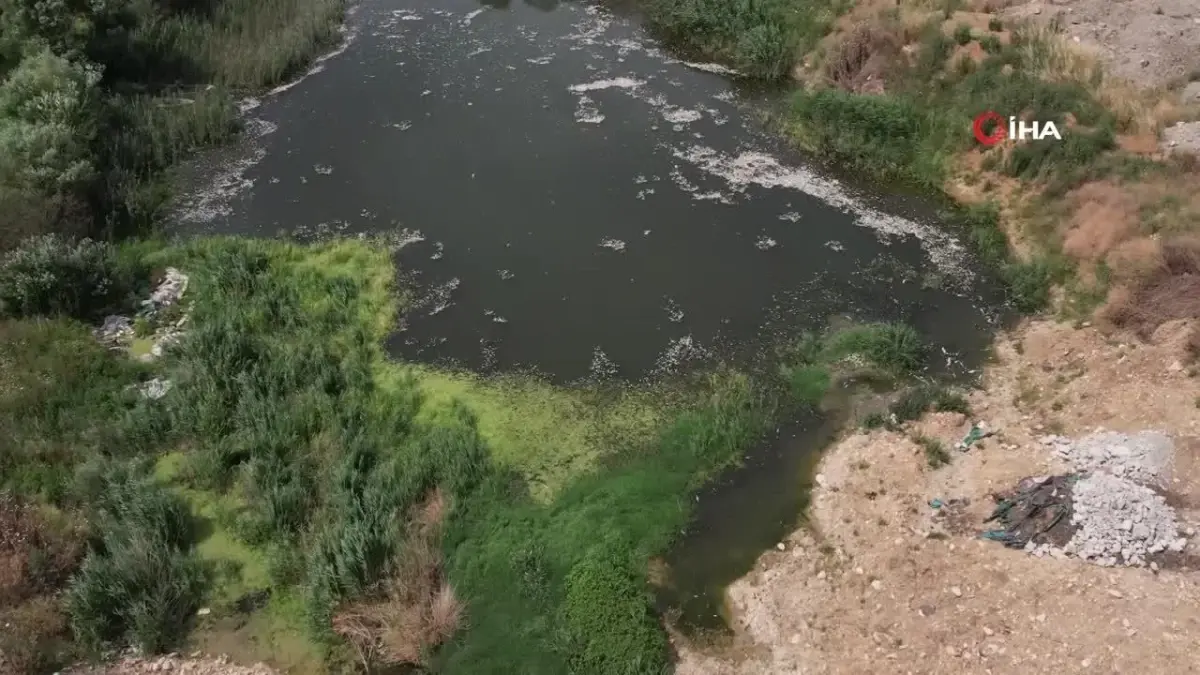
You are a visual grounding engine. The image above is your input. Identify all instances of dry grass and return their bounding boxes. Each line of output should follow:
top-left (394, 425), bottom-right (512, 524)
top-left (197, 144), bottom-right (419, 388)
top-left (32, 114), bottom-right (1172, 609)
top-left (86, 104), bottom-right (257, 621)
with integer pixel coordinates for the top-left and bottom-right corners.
top-left (332, 488), bottom-right (464, 671)
top-left (0, 494), bottom-right (83, 608)
top-left (1063, 181), bottom-right (1140, 262)
top-left (1101, 236), bottom-right (1200, 335)
top-left (0, 494), bottom-right (80, 674)
top-left (824, 24), bottom-right (902, 91)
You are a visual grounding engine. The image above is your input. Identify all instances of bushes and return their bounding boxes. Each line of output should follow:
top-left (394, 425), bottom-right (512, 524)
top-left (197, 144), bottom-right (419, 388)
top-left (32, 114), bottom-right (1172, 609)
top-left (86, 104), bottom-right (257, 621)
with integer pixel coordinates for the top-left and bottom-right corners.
top-left (0, 318), bottom-right (151, 501)
top-left (789, 88), bottom-right (946, 187)
top-left (782, 363), bottom-right (830, 407)
top-left (889, 384), bottom-right (969, 424)
top-left (821, 322), bottom-right (925, 374)
top-left (562, 553), bottom-right (668, 675)
top-left (0, 234), bottom-right (141, 319)
top-left (643, 0), bottom-right (842, 79)
top-left (66, 463), bottom-right (208, 653)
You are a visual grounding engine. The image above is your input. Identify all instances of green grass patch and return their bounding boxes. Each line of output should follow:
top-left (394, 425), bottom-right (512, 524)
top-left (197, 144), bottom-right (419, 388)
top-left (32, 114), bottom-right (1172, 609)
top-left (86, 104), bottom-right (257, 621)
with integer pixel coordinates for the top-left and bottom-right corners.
top-left (889, 383), bottom-right (970, 425)
top-left (642, 0), bottom-right (849, 79)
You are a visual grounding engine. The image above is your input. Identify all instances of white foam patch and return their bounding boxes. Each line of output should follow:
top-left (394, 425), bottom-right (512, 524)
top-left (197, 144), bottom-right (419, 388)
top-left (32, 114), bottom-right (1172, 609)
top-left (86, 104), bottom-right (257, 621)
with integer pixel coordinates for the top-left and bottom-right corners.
top-left (670, 60), bottom-right (741, 76)
top-left (462, 8), bottom-right (486, 25)
top-left (662, 107), bottom-right (703, 124)
top-left (671, 145), bottom-right (972, 279)
top-left (574, 95), bottom-right (605, 124)
top-left (568, 77), bottom-right (645, 92)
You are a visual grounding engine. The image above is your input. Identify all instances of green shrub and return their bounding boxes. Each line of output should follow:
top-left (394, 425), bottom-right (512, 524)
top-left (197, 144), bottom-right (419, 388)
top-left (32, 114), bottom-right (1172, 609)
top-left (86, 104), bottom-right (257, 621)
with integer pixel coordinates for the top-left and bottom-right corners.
top-left (790, 88), bottom-right (946, 186)
top-left (562, 553), bottom-right (668, 675)
top-left (66, 463), bottom-right (207, 653)
top-left (953, 23), bottom-right (973, 46)
top-left (0, 234), bottom-right (141, 319)
top-left (862, 411), bottom-right (887, 429)
top-left (987, 17), bottom-right (1002, 31)
top-left (915, 434), bottom-right (951, 468)
top-left (822, 322), bottom-right (925, 374)
top-left (1001, 258), bottom-right (1056, 312)
top-left (783, 364), bottom-right (830, 407)
top-left (889, 384), bottom-right (968, 423)
top-left (979, 34), bottom-right (1002, 54)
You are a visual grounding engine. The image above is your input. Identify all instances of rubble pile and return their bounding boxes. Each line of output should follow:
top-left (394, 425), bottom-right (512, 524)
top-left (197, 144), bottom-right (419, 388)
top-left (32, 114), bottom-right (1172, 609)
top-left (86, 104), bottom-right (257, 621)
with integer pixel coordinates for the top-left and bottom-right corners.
top-left (92, 267), bottom-right (191, 362)
top-left (1040, 430), bottom-right (1174, 486)
top-left (1062, 471), bottom-right (1186, 567)
top-left (985, 429), bottom-right (1191, 568)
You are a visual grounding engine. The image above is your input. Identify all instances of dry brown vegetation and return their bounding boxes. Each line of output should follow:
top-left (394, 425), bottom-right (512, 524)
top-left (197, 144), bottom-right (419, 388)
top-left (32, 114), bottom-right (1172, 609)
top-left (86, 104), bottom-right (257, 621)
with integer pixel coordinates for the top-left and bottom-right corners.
top-left (0, 493), bottom-right (84, 673)
top-left (1101, 236), bottom-right (1200, 338)
top-left (331, 489), bottom-right (464, 672)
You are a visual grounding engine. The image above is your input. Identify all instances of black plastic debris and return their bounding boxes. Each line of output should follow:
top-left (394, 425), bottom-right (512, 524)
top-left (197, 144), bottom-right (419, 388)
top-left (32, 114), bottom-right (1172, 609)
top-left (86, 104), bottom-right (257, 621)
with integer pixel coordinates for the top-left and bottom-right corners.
top-left (982, 474), bottom-right (1079, 549)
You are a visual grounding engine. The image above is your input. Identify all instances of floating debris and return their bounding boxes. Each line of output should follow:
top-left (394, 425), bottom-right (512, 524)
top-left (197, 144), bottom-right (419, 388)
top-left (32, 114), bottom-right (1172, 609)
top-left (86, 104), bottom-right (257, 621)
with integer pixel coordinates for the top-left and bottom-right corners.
top-left (654, 335), bottom-right (710, 375)
top-left (430, 242), bottom-right (444, 260)
top-left (664, 297), bottom-right (684, 323)
top-left (755, 236), bottom-right (778, 251)
top-left (391, 120), bottom-right (413, 130)
top-left (423, 278), bottom-right (460, 316)
top-left (498, 269), bottom-right (514, 280)
top-left (461, 7), bottom-right (486, 25)
top-left (636, 188), bottom-right (655, 200)
top-left (825, 240), bottom-right (845, 252)
top-left (598, 238), bottom-right (626, 252)
top-left (527, 55), bottom-right (554, 65)
top-left (568, 77), bottom-right (645, 93)
top-left (590, 347), bottom-right (619, 380)
top-left (661, 107), bottom-right (703, 125)
top-left (313, 164), bottom-right (334, 175)
top-left (574, 95), bottom-right (605, 124)
top-left (778, 212), bottom-right (802, 223)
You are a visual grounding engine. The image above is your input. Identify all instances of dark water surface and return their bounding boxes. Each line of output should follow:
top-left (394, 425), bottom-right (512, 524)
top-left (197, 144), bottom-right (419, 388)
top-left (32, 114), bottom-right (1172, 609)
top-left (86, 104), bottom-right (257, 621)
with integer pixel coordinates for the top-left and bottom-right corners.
top-left (174, 0), bottom-right (1005, 629)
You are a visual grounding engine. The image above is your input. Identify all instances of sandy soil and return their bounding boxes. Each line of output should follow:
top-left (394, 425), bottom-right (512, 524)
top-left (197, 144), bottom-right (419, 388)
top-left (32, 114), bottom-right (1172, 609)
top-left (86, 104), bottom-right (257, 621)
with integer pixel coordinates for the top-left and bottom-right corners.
top-left (1000, 0), bottom-right (1200, 88)
top-left (675, 318), bottom-right (1200, 674)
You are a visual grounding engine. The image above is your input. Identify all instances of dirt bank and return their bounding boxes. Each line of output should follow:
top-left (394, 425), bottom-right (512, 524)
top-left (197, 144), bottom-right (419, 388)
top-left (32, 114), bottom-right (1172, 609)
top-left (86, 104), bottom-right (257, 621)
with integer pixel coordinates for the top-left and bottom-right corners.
top-left (675, 318), bottom-right (1200, 674)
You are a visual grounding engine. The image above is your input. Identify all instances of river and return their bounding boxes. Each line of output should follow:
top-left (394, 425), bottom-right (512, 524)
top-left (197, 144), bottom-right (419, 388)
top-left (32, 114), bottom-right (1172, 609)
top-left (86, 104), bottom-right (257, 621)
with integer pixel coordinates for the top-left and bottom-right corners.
top-left (173, 0), bottom-right (1005, 631)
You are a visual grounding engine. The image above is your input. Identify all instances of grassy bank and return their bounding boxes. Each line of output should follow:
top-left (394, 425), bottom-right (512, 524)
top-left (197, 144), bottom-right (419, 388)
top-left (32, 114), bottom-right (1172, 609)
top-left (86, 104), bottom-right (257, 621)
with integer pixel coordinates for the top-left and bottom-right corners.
top-left (0, 236), bottom-right (776, 673)
top-left (0, 233), bottom-right (953, 672)
top-left (642, 0), bottom-right (1200, 336)
top-left (0, 0), bottom-right (346, 249)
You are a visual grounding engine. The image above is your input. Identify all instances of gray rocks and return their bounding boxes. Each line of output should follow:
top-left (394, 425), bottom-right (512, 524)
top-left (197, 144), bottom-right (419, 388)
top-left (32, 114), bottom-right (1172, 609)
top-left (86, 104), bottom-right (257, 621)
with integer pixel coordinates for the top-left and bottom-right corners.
top-left (1042, 430), bottom-right (1173, 486)
top-left (94, 315), bottom-right (134, 348)
top-left (143, 267), bottom-right (189, 314)
top-left (136, 378), bottom-right (173, 400)
top-left (1062, 472), bottom-right (1183, 567)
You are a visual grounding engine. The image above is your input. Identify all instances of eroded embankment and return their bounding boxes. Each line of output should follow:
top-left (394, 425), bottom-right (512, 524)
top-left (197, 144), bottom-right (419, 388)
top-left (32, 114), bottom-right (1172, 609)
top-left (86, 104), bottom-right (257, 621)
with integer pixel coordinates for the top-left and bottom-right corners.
top-left (676, 319), bottom-right (1200, 674)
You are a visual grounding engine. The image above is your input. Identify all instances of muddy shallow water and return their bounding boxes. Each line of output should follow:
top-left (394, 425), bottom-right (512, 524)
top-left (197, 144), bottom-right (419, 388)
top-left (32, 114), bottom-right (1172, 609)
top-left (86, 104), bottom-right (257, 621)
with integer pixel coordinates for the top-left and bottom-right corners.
top-left (173, 0), bottom-right (1006, 631)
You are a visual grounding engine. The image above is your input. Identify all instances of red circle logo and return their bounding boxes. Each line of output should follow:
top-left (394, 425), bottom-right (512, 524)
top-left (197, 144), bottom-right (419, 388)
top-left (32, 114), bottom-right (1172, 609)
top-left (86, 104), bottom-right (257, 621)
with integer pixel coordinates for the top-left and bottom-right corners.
top-left (973, 111), bottom-right (1007, 146)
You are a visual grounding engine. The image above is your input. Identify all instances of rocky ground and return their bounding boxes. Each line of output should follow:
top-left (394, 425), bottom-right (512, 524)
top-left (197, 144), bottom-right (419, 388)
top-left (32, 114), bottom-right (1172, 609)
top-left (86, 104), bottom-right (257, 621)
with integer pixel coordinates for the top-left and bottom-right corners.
top-left (675, 318), bottom-right (1200, 674)
top-left (1000, 0), bottom-right (1200, 88)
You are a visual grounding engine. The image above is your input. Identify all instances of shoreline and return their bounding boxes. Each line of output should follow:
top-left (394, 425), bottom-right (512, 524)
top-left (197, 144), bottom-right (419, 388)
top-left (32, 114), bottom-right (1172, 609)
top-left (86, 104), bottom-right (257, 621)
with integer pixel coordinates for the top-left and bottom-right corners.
top-left (675, 317), bottom-right (1200, 673)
